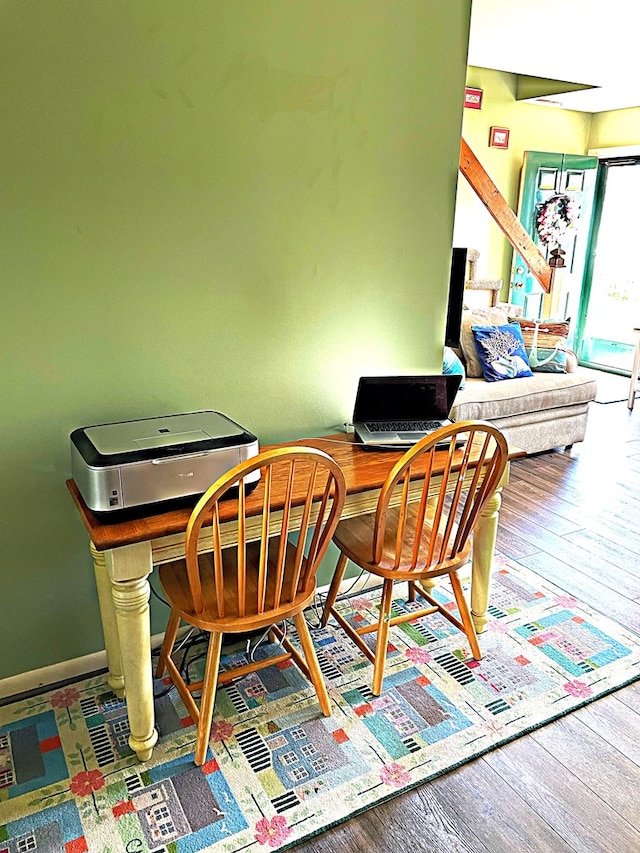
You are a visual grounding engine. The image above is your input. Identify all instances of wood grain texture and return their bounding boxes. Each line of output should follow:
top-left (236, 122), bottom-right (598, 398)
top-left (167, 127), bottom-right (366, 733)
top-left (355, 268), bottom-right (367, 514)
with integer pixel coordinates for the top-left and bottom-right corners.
top-left (293, 399), bottom-right (640, 853)
top-left (531, 712), bottom-right (640, 825)
top-left (459, 138), bottom-right (551, 292)
top-left (483, 737), bottom-right (640, 851)
top-left (67, 433), bottom-right (524, 551)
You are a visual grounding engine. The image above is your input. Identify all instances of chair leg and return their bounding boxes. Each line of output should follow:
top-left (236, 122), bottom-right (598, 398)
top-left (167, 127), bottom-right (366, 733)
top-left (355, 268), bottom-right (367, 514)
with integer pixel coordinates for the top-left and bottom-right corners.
top-left (194, 631), bottom-right (223, 766)
top-left (372, 579), bottom-right (394, 696)
top-left (321, 552), bottom-right (349, 626)
top-left (155, 610), bottom-right (182, 678)
top-left (294, 612), bottom-right (331, 716)
top-left (449, 572), bottom-right (482, 661)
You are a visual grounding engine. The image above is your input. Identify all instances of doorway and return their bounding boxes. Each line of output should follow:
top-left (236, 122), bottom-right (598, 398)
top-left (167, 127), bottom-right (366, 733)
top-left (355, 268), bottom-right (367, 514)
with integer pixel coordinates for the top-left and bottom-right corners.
top-left (510, 151), bottom-right (598, 324)
top-left (576, 157), bottom-right (640, 374)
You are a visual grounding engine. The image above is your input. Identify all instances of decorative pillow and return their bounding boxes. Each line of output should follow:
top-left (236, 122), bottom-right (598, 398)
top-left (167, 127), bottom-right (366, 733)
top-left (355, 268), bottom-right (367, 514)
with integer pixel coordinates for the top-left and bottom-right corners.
top-left (471, 323), bottom-right (534, 382)
top-left (460, 307), bottom-right (510, 377)
top-left (517, 318), bottom-right (569, 373)
top-left (442, 346), bottom-right (466, 389)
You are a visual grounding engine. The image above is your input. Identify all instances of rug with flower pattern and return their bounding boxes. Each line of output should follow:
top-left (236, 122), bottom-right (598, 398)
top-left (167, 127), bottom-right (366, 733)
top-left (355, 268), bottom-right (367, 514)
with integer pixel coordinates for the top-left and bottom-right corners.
top-left (2, 555), bottom-right (640, 853)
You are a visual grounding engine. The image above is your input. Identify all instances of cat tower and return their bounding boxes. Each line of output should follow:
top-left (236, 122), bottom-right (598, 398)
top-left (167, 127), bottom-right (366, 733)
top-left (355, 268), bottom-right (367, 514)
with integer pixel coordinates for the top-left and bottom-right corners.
top-left (463, 249), bottom-right (503, 307)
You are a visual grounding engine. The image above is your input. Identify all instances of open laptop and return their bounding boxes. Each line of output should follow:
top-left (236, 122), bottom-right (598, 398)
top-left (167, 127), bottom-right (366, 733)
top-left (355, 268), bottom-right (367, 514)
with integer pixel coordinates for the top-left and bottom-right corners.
top-left (352, 374), bottom-right (462, 448)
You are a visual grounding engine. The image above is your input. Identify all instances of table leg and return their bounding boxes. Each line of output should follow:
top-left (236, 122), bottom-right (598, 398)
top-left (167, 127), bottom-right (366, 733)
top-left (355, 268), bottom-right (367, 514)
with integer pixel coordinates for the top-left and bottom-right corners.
top-left (91, 543), bottom-right (125, 698)
top-left (105, 543), bottom-right (158, 762)
top-left (470, 485), bottom-right (503, 633)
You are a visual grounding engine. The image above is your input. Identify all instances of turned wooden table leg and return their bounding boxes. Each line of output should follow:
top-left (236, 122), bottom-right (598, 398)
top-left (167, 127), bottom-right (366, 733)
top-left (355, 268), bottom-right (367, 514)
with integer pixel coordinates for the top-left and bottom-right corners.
top-left (90, 542), bottom-right (125, 698)
top-left (110, 577), bottom-right (159, 762)
top-left (470, 485), bottom-right (503, 634)
top-left (106, 542), bottom-right (158, 762)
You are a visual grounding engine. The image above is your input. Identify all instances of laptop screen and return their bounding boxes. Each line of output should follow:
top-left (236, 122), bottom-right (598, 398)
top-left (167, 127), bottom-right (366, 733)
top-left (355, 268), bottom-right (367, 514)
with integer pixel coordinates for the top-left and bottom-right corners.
top-left (353, 375), bottom-right (460, 423)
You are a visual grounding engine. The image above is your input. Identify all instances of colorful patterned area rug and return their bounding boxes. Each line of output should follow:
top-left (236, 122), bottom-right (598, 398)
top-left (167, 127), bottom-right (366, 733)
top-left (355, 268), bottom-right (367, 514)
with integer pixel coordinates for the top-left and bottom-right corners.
top-left (2, 555), bottom-right (640, 853)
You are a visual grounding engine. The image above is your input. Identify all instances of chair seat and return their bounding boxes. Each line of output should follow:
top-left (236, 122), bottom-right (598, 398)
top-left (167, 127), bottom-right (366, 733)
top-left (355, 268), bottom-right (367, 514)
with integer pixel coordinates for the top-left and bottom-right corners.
top-left (333, 505), bottom-right (472, 580)
top-left (159, 540), bottom-right (315, 634)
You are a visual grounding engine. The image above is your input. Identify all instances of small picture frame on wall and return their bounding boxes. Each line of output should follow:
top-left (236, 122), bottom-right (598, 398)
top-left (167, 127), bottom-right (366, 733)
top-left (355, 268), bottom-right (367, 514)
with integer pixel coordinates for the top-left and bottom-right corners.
top-left (489, 126), bottom-right (510, 149)
top-left (464, 87), bottom-right (483, 110)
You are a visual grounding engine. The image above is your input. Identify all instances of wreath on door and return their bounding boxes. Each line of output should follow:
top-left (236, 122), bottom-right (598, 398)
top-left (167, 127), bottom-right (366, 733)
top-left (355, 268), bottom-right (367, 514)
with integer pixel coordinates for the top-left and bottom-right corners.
top-left (535, 194), bottom-right (580, 248)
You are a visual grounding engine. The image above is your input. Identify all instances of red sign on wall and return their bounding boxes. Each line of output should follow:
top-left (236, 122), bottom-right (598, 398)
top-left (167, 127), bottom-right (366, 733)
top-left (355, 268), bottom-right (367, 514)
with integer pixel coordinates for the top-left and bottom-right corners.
top-left (464, 87), bottom-right (483, 110)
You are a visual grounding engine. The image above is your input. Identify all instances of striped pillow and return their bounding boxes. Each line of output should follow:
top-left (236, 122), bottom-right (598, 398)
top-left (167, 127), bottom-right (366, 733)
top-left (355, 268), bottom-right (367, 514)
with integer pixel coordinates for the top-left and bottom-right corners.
top-left (517, 319), bottom-right (569, 373)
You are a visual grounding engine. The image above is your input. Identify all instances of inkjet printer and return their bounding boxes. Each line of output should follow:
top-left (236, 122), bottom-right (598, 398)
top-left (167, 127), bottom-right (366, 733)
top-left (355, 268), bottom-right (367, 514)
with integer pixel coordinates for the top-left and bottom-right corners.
top-left (70, 411), bottom-right (259, 513)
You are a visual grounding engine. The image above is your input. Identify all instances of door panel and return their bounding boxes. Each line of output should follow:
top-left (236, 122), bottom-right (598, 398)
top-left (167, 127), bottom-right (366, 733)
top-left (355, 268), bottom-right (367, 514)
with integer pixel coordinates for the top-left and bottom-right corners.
top-left (510, 152), bottom-right (597, 327)
top-left (577, 157), bottom-right (640, 373)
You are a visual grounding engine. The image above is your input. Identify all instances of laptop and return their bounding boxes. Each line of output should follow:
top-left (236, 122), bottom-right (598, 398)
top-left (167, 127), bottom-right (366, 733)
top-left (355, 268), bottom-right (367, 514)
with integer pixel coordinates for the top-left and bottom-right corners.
top-left (352, 374), bottom-right (462, 448)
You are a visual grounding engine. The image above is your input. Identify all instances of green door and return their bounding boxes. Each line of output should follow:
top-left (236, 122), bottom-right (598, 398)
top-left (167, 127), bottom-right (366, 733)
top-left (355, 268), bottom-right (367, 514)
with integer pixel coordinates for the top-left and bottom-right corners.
top-left (576, 156), bottom-right (640, 374)
top-left (510, 151), bottom-right (598, 334)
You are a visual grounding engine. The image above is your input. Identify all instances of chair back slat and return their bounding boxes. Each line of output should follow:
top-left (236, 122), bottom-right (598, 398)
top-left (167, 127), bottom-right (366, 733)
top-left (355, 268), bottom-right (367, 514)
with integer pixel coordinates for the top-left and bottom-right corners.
top-left (392, 470), bottom-right (412, 568)
top-left (288, 461), bottom-right (318, 601)
top-left (273, 460), bottom-right (295, 609)
top-left (212, 503), bottom-right (225, 618)
top-left (237, 476), bottom-right (247, 617)
top-left (304, 484), bottom-right (330, 585)
top-left (427, 441), bottom-right (456, 568)
top-left (184, 446), bottom-right (346, 624)
top-left (373, 422), bottom-right (508, 574)
top-left (437, 437), bottom-right (474, 563)
top-left (185, 513), bottom-right (205, 615)
top-left (410, 450), bottom-right (435, 567)
top-left (257, 466), bottom-right (272, 613)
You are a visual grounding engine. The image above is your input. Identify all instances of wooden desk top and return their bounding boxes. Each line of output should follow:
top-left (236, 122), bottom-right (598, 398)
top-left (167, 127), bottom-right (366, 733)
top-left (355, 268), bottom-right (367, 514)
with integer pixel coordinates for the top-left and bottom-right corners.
top-left (67, 432), bottom-right (524, 552)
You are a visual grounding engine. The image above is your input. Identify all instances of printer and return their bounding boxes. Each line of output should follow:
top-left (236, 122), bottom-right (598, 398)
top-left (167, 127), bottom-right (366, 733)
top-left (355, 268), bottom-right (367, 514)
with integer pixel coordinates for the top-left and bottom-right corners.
top-left (70, 411), bottom-right (259, 513)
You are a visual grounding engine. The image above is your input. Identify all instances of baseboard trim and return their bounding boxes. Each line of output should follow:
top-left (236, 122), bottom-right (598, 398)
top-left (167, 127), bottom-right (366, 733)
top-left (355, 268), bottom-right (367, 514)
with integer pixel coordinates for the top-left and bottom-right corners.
top-left (0, 651), bottom-right (108, 702)
top-left (0, 574), bottom-right (383, 700)
top-left (0, 631), bottom-right (169, 703)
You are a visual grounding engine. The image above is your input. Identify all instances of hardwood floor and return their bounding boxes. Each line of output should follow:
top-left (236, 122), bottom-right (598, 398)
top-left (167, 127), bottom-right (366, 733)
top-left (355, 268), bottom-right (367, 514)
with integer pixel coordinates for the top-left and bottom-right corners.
top-left (298, 399), bottom-right (640, 852)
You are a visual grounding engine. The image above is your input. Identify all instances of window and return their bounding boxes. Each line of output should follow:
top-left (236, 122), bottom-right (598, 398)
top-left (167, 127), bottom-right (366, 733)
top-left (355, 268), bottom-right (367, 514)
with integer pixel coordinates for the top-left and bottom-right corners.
top-left (147, 804), bottom-right (176, 840)
top-left (289, 765), bottom-right (309, 782)
top-left (17, 835), bottom-right (37, 853)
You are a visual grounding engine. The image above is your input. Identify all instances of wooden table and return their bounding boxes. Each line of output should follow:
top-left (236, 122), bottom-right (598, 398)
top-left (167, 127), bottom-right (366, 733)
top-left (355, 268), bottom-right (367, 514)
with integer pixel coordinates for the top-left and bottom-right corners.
top-left (67, 432), bottom-right (523, 761)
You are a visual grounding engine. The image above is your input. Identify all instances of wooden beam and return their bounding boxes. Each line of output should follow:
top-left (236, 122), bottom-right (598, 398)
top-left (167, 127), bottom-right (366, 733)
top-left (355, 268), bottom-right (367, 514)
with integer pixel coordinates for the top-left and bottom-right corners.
top-left (459, 138), bottom-right (551, 293)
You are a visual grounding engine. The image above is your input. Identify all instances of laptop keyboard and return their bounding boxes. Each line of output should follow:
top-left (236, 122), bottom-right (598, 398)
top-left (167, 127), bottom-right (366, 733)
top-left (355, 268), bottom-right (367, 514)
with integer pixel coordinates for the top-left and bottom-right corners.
top-left (365, 420), bottom-right (443, 432)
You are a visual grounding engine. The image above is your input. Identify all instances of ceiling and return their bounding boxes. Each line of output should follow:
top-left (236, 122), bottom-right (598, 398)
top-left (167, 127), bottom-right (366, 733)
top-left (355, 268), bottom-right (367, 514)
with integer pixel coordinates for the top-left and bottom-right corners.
top-left (467, 0), bottom-right (640, 113)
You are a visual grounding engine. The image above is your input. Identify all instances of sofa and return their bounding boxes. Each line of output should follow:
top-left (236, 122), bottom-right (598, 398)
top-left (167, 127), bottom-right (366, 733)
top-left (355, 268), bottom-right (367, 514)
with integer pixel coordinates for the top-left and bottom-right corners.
top-left (449, 307), bottom-right (598, 455)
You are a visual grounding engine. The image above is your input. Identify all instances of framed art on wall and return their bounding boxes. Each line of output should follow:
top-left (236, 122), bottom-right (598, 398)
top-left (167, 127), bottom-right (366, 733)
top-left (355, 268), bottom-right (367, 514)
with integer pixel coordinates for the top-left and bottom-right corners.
top-left (464, 87), bottom-right (483, 109)
top-left (489, 126), bottom-right (510, 148)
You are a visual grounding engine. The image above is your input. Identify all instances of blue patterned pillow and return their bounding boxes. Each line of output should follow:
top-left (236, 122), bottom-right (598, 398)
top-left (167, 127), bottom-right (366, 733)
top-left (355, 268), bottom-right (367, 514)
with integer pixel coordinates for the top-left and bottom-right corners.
top-left (471, 323), bottom-right (533, 382)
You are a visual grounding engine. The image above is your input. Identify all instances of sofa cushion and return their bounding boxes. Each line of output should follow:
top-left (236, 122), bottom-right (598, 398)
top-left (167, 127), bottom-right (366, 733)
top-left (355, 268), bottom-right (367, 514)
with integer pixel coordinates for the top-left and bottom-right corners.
top-left (471, 322), bottom-right (534, 382)
top-left (517, 318), bottom-right (570, 373)
top-left (460, 307), bottom-right (510, 377)
top-left (450, 371), bottom-right (598, 422)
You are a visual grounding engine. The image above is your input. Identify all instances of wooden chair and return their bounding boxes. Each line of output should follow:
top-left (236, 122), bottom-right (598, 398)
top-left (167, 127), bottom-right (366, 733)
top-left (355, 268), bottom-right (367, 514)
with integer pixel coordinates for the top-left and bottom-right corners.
top-left (156, 446), bottom-right (346, 765)
top-left (321, 421), bottom-right (508, 696)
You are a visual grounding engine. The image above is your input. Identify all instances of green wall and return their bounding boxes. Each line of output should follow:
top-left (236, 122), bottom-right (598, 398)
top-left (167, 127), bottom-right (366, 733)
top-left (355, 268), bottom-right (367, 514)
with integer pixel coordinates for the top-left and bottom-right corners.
top-left (0, 1), bottom-right (472, 681)
top-left (589, 107), bottom-right (640, 149)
